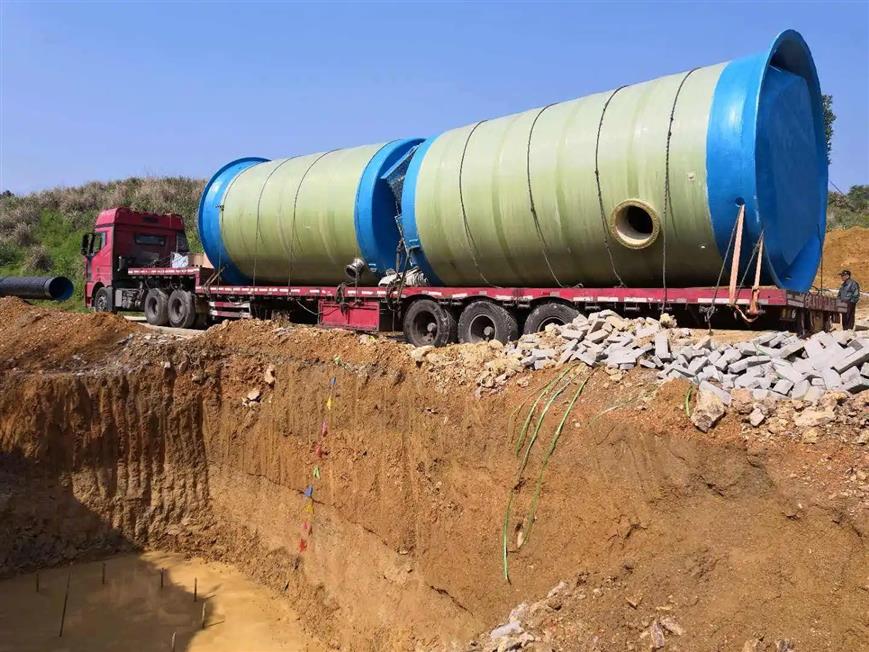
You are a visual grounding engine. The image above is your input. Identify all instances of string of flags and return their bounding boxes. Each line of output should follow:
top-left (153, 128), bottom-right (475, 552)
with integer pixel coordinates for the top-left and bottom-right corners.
top-left (299, 376), bottom-right (336, 554)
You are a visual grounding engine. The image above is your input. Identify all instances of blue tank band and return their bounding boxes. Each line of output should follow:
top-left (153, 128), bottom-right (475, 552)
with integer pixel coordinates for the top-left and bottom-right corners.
top-left (707, 30), bottom-right (826, 292)
top-left (198, 157), bottom-right (268, 285)
top-left (399, 136), bottom-right (443, 285)
top-left (354, 138), bottom-right (424, 276)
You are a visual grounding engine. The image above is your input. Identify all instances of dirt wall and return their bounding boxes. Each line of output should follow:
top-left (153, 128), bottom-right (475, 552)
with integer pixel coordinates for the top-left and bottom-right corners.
top-left (0, 302), bottom-right (866, 649)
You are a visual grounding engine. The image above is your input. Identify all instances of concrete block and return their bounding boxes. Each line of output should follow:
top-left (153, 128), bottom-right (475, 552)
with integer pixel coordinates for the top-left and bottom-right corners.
top-left (848, 337), bottom-right (869, 351)
top-left (639, 358), bottom-right (658, 369)
top-left (833, 348), bottom-right (869, 374)
top-left (687, 357), bottom-right (707, 375)
top-left (721, 376), bottom-right (735, 389)
top-left (841, 366), bottom-right (861, 383)
top-left (771, 359), bottom-right (806, 385)
top-left (728, 355), bottom-right (769, 373)
top-left (778, 340), bottom-right (805, 359)
top-left (752, 332), bottom-right (777, 346)
top-left (843, 375), bottom-right (869, 393)
top-left (618, 363), bottom-right (635, 370)
top-left (756, 376), bottom-right (772, 390)
top-left (532, 348), bottom-right (556, 360)
top-left (810, 378), bottom-right (824, 387)
top-left (695, 335), bottom-right (713, 350)
top-left (572, 351), bottom-right (597, 367)
top-left (587, 319), bottom-right (605, 334)
top-left (768, 332), bottom-right (787, 348)
top-left (606, 349), bottom-right (641, 366)
top-left (714, 348), bottom-right (741, 371)
top-left (635, 325), bottom-right (659, 338)
top-left (790, 379), bottom-right (810, 399)
top-left (559, 328), bottom-right (587, 340)
top-left (821, 368), bottom-right (842, 389)
top-left (751, 389), bottom-right (771, 400)
top-left (585, 329), bottom-right (609, 344)
top-left (707, 349), bottom-right (722, 365)
top-left (772, 378), bottom-right (793, 395)
top-left (558, 348), bottom-right (575, 365)
top-left (734, 374), bottom-right (762, 389)
top-left (669, 365), bottom-right (695, 379)
top-left (861, 362), bottom-right (869, 376)
top-left (570, 314), bottom-right (588, 325)
top-left (803, 386), bottom-right (825, 402)
top-left (699, 380), bottom-right (732, 405)
top-left (793, 357), bottom-right (815, 375)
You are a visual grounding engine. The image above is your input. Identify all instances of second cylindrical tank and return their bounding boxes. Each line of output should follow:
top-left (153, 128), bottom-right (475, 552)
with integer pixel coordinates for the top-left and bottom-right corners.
top-left (401, 30), bottom-right (826, 292)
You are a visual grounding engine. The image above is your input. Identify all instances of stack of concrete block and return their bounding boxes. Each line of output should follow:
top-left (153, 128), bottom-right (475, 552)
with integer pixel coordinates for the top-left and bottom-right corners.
top-left (505, 311), bottom-right (869, 404)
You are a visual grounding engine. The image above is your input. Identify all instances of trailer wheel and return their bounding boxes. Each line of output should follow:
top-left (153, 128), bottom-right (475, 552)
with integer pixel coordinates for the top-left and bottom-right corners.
top-left (403, 299), bottom-right (457, 347)
top-left (93, 287), bottom-right (113, 313)
top-left (523, 302), bottom-right (580, 334)
top-left (144, 289), bottom-right (170, 326)
top-left (168, 289), bottom-right (197, 329)
top-left (458, 301), bottom-right (519, 344)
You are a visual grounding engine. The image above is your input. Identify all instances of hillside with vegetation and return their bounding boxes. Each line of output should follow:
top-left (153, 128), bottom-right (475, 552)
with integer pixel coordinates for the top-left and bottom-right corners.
top-left (0, 178), bottom-right (866, 309)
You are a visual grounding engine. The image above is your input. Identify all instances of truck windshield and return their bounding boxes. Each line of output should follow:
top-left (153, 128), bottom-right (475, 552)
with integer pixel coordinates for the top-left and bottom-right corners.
top-left (134, 234), bottom-right (166, 247)
top-left (176, 232), bottom-right (189, 253)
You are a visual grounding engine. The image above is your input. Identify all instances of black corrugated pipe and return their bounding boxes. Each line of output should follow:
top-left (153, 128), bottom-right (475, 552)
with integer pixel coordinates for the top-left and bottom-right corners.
top-left (0, 276), bottom-right (74, 301)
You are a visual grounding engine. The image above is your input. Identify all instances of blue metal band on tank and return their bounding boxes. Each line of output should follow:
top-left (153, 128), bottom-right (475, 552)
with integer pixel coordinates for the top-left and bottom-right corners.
top-left (707, 30), bottom-right (826, 292)
top-left (399, 136), bottom-right (443, 286)
top-left (354, 138), bottom-right (424, 275)
top-left (198, 157), bottom-right (268, 285)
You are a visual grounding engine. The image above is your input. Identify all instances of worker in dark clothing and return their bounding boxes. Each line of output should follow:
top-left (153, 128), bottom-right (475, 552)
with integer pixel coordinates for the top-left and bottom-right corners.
top-left (838, 270), bottom-right (860, 330)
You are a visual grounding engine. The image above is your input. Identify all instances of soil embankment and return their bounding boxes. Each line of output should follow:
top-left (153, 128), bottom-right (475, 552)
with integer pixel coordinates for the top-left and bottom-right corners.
top-left (0, 297), bottom-right (866, 650)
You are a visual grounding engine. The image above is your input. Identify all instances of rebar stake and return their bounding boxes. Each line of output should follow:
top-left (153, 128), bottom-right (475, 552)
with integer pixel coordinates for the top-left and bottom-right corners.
top-left (200, 602), bottom-right (207, 629)
top-left (58, 572), bottom-right (71, 638)
top-left (101, 562), bottom-right (106, 586)
top-left (193, 577), bottom-right (197, 602)
top-left (171, 631), bottom-right (177, 652)
top-left (35, 572), bottom-right (39, 593)
top-left (160, 568), bottom-right (164, 590)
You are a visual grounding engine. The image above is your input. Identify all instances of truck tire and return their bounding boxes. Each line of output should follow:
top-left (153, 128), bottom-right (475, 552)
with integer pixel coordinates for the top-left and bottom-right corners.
top-left (144, 289), bottom-right (170, 326)
top-left (458, 301), bottom-right (519, 344)
top-left (93, 286), bottom-right (113, 313)
top-left (168, 289), bottom-right (197, 329)
top-left (523, 302), bottom-right (580, 334)
top-left (403, 299), bottom-right (457, 347)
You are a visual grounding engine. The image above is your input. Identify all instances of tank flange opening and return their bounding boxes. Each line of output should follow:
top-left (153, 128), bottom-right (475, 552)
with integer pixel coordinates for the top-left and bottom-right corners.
top-left (610, 200), bottom-right (660, 250)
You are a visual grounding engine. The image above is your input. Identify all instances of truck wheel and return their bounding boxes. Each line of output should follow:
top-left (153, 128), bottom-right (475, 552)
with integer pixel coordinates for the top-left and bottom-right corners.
top-left (523, 302), bottom-right (580, 334)
top-left (403, 299), bottom-right (457, 347)
top-left (458, 301), bottom-right (519, 344)
top-left (93, 287), bottom-right (113, 313)
top-left (168, 289), bottom-right (197, 329)
top-left (144, 289), bottom-right (170, 326)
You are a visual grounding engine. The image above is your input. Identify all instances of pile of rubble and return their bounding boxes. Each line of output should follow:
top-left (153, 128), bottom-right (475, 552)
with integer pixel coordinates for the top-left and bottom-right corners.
top-left (498, 311), bottom-right (869, 402)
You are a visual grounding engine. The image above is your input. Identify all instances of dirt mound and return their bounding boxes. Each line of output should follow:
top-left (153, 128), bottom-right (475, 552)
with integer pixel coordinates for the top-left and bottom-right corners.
top-left (0, 301), bottom-right (867, 650)
top-left (817, 226), bottom-right (869, 289)
top-left (0, 297), bottom-right (140, 372)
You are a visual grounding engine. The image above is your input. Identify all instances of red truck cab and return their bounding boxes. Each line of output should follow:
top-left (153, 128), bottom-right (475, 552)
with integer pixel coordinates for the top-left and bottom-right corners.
top-left (81, 207), bottom-right (187, 311)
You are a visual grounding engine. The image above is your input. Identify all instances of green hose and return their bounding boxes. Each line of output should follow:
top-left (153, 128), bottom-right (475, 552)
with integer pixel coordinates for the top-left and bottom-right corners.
top-left (517, 369), bottom-right (578, 479)
top-left (521, 372), bottom-right (591, 544)
top-left (513, 365), bottom-right (575, 455)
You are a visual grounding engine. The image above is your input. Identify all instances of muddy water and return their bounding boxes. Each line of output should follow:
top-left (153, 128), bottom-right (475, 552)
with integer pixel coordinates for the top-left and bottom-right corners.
top-left (0, 551), bottom-right (324, 652)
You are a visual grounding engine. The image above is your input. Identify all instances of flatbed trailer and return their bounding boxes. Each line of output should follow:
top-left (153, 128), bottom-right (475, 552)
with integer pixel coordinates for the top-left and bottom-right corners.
top-left (126, 265), bottom-right (845, 344)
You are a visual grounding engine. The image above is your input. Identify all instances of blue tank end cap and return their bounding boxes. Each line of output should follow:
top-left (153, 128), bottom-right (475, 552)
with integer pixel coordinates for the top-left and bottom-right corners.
top-left (398, 136), bottom-right (443, 285)
top-left (354, 138), bottom-right (424, 276)
top-left (198, 156), bottom-right (269, 285)
top-left (707, 30), bottom-right (827, 292)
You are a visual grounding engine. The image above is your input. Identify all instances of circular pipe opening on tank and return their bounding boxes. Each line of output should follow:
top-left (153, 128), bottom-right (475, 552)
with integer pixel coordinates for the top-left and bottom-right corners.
top-left (609, 200), bottom-right (660, 250)
top-left (345, 257), bottom-right (366, 281)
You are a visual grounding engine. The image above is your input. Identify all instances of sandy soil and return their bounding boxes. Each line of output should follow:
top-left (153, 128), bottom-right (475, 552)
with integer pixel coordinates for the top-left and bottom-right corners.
top-left (0, 551), bottom-right (323, 652)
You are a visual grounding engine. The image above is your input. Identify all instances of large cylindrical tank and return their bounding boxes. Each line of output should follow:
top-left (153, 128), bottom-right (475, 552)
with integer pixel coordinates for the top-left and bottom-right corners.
top-left (401, 30), bottom-right (826, 291)
top-left (199, 139), bottom-right (422, 285)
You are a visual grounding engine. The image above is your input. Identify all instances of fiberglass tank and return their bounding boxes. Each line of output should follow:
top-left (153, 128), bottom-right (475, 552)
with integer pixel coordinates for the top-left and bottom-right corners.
top-left (400, 30), bottom-right (827, 292)
top-left (199, 139), bottom-right (422, 285)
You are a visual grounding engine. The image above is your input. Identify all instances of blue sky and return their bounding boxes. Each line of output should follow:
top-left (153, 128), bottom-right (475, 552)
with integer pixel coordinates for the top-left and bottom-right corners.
top-left (1, 1), bottom-right (867, 194)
